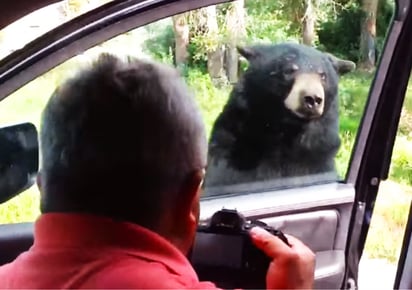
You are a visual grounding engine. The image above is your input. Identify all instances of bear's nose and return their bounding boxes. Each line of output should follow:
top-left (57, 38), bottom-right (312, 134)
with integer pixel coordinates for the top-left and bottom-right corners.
top-left (303, 95), bottom-right (323, 109)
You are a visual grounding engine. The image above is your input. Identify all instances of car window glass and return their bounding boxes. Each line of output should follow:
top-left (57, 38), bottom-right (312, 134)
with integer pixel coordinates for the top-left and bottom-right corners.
top-left (0, 0), bottom-right (395, 223)
top-left (0, 0), bottom-right (113, 60)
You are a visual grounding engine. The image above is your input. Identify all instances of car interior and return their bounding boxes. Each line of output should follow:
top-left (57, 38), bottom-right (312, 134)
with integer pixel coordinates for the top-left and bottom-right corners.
top-left (0, 0), bottom-right (411, 289)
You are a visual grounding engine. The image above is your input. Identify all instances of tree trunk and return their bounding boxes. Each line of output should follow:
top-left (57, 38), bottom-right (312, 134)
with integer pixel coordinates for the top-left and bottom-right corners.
top-left (172, 13), bottom-right (189, 72)
top-left (204, 6), bottom-right (226, 87)
top-left (225, 0), bottom-right (246, 84)
top-left (302, 0), bottom-right (316, 46)
top-left (359, 0), bottom-right (379, 71)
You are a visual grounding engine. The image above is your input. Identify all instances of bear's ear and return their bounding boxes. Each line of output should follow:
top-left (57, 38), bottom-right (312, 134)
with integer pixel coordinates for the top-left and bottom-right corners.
top-left (325, 53), bottom-right (356, 75)
top-left (237, 46), bottom-right (260, 62)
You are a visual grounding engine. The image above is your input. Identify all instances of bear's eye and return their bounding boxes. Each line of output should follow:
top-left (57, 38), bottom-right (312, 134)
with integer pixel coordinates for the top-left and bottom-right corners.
top-left (284, 68), bottom-right (295, 75)
top-left (283, 65), bottom-right (298, 77)
top-left (319, 72), bottom-right (327, 81)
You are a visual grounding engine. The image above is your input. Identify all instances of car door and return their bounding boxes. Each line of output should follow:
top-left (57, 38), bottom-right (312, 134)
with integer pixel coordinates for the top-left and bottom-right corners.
top-left (0, 0), bottom-right (411, 289)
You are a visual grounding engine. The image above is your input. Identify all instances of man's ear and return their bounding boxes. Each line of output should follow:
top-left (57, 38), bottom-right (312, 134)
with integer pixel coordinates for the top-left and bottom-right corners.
top-left (170, 169), bottom-right (204, 254)
top-left (325, 52), bottom-right (356, 75)
top-left (177, 169), bottom-right (204, 221)
top-left (36, 171), bottom-right (42, 192)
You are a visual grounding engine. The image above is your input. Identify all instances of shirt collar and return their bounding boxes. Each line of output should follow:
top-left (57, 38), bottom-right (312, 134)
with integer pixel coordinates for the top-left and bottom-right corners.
top-left (33, 213), bottom-right (199, 281)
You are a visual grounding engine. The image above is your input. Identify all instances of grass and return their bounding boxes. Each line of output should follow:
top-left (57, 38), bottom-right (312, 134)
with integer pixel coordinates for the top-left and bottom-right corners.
top-left (0, 49), bottom-right (412, 265)
top-left (364, 181), bottom-right (412, 263)
top-left (389, 136), bottom-right (412, 185)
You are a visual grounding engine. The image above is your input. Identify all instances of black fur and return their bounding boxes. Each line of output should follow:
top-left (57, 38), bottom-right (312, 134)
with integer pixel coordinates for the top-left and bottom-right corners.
top-left (204, 43), bottom-right (355, 189)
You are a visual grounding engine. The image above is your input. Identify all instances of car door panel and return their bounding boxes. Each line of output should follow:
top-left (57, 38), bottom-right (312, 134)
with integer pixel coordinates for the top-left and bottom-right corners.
top-left (263, 212), bottom-right (346, 289)
top-left (261, 210), bottom-right (339, 252)
top-left (0, 223), bottom-right (33, 265)
top-left (314, 251), bottom-right (345, 289)
top-left (200, 183), bottom-right (354, 289)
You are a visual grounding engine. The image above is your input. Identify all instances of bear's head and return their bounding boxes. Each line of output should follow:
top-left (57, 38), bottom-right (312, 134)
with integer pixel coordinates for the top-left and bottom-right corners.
top-left (237, 43), bottom-right (356, 121)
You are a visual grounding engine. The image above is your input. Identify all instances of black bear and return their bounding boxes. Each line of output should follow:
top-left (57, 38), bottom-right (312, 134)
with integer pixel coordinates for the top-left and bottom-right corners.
top-left (204, 43), bottom-right (356, 191)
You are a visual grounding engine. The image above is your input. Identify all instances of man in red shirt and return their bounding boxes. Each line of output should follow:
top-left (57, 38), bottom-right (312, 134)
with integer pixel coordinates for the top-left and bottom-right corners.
top-left (0, 54), bottom-right (315, 289)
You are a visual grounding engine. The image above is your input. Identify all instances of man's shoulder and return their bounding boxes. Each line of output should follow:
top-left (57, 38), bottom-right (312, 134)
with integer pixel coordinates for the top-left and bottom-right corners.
top-left (81, 256), bottom-right (218, 289)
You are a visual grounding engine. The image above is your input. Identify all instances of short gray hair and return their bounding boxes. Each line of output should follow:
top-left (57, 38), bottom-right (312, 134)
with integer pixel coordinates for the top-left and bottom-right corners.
top-left (39, 53), bottom-right (207, 225)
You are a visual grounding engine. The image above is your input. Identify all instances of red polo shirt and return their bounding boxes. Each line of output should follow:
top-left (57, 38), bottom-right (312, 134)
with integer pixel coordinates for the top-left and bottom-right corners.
top-left (0, 213), bottom-right (219, 289)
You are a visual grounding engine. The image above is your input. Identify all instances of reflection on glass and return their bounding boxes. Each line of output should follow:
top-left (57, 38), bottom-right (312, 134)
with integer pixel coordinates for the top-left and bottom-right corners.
top-left (204, 42), bottom-right (355, 193)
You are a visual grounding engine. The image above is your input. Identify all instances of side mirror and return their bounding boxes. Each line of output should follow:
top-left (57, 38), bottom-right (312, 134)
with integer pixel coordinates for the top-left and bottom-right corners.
top-left (0, 123), bottom-right (39, 204)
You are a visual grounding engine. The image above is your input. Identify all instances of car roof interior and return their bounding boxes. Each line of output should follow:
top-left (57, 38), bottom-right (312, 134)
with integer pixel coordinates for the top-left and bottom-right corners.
top-left (0, 0), bottom-right (61, 30)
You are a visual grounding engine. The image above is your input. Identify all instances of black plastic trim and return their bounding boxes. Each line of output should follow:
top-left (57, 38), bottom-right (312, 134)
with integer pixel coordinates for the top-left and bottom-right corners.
top-left (0, 222), bottom-right (34, 265)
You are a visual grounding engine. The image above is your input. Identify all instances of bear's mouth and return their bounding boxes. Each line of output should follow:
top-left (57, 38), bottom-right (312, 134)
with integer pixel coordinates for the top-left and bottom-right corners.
top-left (294, 106), bottom-right (323, 120)
top-left (281, 107), bottom-right (318, 124)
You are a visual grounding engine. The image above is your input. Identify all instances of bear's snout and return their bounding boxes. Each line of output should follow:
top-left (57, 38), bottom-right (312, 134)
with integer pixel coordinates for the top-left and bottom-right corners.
top-left (303, 94), bottom-right (323, 109)
top-left (284, 73), bottom-right (325, 120)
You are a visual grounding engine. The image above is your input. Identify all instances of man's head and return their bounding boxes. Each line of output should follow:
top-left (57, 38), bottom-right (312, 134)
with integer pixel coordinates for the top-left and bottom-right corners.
top-left (38, 53), bottom-right (207, 253)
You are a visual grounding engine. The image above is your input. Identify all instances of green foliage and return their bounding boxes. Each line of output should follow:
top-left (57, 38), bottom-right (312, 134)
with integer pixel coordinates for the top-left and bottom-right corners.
top-left (244, 0), bottom-right (300, 44)
top-left (339, 71), bottom-right (372, 121)
top-left (142, 20), bottom-right (175, 65)
top-left (336, 72), bottom-right (412, 186)
top-left (67, 0), bottom-right (86, 14)
top-left (318, 2), bottom-right (362, 61)
top-left (318, 0), bottom-right (394, 61)
top-left (185, 68), bottom-right (231, 137)
top-left (188, 33), bottom-right (222, 67)
top-left (376, 0), bottom-right (395, 54)
top-left (388, 80), bottom-right (412, 184)
top-left (389, 136), bottom-right (412, 185)
top-left (184, 9), bottom-right (223, 69)
top-left (336, 132), bottom-right (356, 178)
top-left (184, 0), bottom-right (302, 70)
top-left (142, 0), bottom-right (395, 75)
top-left (0, 187), bottom-right (40, 224)
top-left (335, 72), bottom-right (373, 177)
top-left (364, 181), bottom-right (411, 263)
